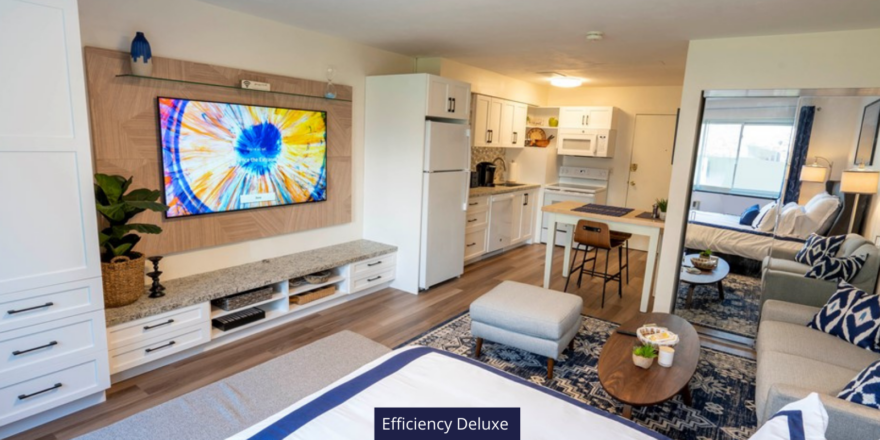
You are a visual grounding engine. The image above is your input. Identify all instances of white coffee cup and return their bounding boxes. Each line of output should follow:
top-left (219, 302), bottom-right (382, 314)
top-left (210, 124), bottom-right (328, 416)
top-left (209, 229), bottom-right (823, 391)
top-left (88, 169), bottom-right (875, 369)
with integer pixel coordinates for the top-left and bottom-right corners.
top-left (658, 346), bottom-right (674, 367)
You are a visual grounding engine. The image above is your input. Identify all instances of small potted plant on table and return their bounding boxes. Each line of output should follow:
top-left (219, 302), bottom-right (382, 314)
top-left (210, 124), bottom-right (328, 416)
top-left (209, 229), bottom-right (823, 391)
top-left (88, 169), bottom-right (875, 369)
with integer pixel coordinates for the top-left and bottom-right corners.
top-left (632, 343), bottom-right (658, 369)
top-left (656, 198), bottom-right (668, 221)
top-left (95, 174), bottom-right (168, 308)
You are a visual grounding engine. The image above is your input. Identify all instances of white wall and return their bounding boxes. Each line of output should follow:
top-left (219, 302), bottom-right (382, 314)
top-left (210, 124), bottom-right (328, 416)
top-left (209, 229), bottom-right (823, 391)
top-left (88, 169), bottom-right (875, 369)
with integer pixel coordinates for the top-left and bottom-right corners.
top-left (78, 0), bottom-right (415, 280)
top-left (690, 192), bottom-right (771, 216)
top-left (546, 86), bottom-right (684, 207)
top-left (657, 28), bottom-right (880, 312)
top-left (417, 57), bottom-right (548, 106)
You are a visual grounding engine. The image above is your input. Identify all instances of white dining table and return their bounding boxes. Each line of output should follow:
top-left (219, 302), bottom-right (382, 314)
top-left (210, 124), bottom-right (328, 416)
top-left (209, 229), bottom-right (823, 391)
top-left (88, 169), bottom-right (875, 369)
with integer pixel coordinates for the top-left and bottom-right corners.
top-left (542, 201), bottom-right (665, 313)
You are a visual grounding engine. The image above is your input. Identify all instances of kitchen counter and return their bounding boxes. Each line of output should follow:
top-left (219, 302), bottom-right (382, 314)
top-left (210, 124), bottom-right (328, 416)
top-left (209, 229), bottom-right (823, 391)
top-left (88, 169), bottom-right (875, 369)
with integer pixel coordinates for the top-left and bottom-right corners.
top-left (469, 183), bottom-right (542, 198)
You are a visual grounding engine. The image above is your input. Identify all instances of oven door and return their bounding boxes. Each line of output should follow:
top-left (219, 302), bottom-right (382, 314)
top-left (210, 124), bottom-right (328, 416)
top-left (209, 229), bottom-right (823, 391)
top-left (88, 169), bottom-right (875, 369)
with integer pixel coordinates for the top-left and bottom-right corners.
top-left (557, 129), bottom-right (598, 157)
top-left (541, 190), bottom-right (596, 246)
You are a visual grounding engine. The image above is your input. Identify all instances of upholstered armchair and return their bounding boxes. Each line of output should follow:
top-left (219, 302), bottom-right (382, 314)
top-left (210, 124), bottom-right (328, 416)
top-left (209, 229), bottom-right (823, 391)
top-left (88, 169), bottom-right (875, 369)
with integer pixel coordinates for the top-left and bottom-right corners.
top-left (760, 234), bottom-right (880, 313)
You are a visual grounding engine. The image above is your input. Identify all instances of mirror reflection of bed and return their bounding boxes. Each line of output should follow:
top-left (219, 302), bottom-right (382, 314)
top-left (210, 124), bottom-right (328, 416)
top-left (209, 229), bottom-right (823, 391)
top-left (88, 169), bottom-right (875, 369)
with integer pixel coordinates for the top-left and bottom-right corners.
top-left (675, 92), bottom-right (880, 344)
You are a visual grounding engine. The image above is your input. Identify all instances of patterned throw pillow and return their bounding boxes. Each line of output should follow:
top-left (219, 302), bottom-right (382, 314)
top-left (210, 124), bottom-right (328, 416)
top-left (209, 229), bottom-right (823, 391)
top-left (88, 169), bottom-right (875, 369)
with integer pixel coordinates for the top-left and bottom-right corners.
top-left (807, 282), bottom-right (880, 353)
top-left (795, 233), bottom-right (845, 266)
top-left (748, 393), bottom-right (828, 440)
top-left (839, 359), bottom-right (880, 409)
top-left (805, 254), bottom-right (867, 283)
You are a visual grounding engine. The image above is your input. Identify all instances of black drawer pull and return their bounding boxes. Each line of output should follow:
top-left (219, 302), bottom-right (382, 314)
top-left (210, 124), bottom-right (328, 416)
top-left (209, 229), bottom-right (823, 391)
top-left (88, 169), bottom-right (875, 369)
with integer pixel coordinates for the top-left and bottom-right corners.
top-left (367, 276), bottom-right (382, 282)
top-left (467, 219), bottom-right (478, 223)
top-left (447, 97), bottom-right (453, 112)
top-left (451, 98), bottom-right (456, 112)
top-left (145, 341), bottom-right (176, 353)
top-left (467, 243), bottom-right (477, 247)
top-left (8, 302), bottom-right (54, 315)
top-left (367, 261), bottom-right (382, 267)
top-left (144, 319), bottom-right (174, 331)
top-left (18, 383), bottom-right (62, 400)
top-left (468, 202), bottom-right (478, 206)
top-left (13, 341), bottom-right (58, 356)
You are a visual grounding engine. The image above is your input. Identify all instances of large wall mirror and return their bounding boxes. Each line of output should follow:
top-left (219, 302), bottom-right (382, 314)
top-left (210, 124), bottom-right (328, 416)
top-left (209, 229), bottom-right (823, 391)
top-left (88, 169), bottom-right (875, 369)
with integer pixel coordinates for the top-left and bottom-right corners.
top-left (673, 88), bottom-right (880, 344)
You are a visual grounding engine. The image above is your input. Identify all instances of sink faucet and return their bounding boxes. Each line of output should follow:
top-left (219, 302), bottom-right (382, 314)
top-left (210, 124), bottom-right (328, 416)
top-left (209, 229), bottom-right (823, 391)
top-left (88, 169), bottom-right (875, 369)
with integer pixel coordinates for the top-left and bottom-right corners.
top-left (492, 156), bottom-right (507, 183)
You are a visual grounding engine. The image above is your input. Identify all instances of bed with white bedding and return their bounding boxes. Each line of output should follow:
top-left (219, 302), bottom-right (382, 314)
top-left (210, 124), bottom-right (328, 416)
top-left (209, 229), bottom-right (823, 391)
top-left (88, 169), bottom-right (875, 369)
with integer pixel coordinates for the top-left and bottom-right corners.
top-left (229, 346), bottom-right (668, 440)
top-left (685, 210), bottom-right (805, 261)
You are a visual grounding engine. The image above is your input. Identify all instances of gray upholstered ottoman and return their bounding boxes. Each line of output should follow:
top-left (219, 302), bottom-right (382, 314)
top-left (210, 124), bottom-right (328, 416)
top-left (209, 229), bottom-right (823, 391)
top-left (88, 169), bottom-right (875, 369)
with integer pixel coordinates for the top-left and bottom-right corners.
top-left (470, 281), bottom-right (583, 379)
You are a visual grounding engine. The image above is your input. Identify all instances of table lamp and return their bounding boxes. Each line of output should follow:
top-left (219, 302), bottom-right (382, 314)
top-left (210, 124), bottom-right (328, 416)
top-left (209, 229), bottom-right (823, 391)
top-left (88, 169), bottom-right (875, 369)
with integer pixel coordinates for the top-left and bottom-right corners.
top-left (800, 157), bottom-right (831, 183)
top-left (841, 166), bottom-right (880, 233)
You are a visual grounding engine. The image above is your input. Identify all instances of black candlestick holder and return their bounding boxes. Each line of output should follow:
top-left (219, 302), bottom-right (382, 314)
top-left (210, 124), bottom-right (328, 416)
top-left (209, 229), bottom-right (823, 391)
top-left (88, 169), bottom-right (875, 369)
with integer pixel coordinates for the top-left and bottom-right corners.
top-left (147, 256), bottom-right (165, 298)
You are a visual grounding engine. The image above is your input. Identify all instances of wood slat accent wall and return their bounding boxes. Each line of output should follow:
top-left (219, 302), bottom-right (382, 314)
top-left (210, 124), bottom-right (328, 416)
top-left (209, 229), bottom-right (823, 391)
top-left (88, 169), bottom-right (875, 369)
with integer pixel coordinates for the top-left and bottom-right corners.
top-left (83, 47), bottom-right (352, 256)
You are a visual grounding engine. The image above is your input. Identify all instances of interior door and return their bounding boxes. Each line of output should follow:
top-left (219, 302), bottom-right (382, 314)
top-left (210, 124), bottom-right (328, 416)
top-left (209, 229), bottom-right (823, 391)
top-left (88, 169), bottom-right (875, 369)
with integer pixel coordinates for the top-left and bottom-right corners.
top-left (626, 114), bottom-right (677, 211)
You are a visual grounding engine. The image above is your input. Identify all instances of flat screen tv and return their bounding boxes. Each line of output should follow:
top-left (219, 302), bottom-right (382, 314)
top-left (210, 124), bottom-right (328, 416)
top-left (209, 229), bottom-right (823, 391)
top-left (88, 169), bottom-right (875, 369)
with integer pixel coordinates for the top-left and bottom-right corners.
top-left (158, 97), bottom-right (327, 218)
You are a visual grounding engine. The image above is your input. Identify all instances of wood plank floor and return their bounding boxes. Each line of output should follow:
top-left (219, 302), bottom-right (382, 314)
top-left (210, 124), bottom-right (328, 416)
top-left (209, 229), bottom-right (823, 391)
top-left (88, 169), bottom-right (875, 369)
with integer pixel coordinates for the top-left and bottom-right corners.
top-left (11, 243), bottom-right (755, 440)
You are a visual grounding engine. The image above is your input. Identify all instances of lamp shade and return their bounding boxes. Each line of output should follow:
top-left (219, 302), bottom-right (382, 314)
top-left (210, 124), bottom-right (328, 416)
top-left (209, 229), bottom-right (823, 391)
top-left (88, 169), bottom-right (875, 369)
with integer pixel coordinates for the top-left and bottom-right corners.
top-left (841, 170), bottom-right (880, 194)
top-left (800, 165), bottom-right (828, 183)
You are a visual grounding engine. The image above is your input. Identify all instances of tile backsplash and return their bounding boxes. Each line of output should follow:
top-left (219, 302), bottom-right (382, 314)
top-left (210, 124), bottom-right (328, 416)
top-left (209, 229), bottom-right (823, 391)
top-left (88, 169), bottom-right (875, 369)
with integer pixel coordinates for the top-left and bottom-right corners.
top-left (471, 146), bottom-right (508, 182)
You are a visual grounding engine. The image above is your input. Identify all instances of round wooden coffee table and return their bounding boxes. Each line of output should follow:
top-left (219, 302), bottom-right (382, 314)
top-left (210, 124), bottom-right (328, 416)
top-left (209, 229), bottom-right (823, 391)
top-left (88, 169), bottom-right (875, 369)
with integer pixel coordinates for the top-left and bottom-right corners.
top-left (597, 313), bottom-right (700, 419)
top-left (679, 254), bottom-right (730, 309)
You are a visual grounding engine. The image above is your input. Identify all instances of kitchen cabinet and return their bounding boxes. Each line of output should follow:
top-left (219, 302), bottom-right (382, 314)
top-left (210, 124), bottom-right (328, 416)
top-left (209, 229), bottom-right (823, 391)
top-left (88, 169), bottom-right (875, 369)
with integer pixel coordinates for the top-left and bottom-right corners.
top-left (426, 76), bottom-right (471, 120)
top-left (471, 94), bottom-right (527, 148)
top-left (558, 106), bottom-right (618, 129)
top-left (464, 189), bottom-right (538, 263)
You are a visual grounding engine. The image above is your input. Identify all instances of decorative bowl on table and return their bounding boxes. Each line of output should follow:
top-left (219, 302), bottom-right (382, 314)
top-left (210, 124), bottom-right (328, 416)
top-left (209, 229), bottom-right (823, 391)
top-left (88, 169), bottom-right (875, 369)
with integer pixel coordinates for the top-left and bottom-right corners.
top-left (304, 270), bottom-right (332, 284)
top-left (690, 256), bottom-right (718, 271)
top-left (637, 326), bottom-right (679, 347)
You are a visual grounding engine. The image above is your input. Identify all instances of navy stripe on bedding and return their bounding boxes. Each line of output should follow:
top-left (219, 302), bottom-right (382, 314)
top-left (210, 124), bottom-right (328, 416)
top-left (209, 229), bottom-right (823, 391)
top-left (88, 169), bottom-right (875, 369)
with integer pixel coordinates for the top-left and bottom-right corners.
top-left (246, 346), bottom-right (669, 440)
top-left (689, 221), bottom-right (806, 244)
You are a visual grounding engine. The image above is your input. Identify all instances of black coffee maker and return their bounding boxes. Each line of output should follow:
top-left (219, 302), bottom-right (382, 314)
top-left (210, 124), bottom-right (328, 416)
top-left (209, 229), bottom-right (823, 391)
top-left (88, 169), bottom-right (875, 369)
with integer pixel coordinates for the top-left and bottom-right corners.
top-left (476, 162), bottom-right (497, 187)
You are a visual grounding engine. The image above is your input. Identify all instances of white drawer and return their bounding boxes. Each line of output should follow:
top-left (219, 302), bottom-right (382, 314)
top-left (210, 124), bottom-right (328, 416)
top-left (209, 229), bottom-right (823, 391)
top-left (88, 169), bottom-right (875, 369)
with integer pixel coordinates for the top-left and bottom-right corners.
top-left (465, 210), bottom-right (488, 229)
top-left (109, 322), bottom-right (210, 374)
top-left (351, 253), bottom-right (396, 278)
top-left (464, 228), bottom-right (487, 260)
top-left (467, 196), bottom-right (489, 213)
top-left (0, 310), bottom-right (106, 378)
top-left (0, 354), bottom-right (108, 426)
top-left (351, 268), bottom-right (395, 293)
top-left (108, 303), bottom-right (210, 350)
top-left (0, 278), bottom-right (102, 333)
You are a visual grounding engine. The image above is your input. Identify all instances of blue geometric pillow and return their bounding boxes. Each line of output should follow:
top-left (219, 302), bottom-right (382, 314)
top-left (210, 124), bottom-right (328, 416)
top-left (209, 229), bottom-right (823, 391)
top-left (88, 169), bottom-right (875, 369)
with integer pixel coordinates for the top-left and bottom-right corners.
top-left (839, 359), bottom-right (880, 409)
top-left (807, 282), bottom-right (880, 353)
top-left (795, 233), bottom-right (845, 266)
top-left (805, 254), bottom-right (867, 283)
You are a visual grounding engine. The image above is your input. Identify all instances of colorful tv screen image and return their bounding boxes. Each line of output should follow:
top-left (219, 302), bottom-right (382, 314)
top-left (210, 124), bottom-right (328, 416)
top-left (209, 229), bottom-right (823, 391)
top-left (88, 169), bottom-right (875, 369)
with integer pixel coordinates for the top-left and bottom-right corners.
top-left (158, 98), bottom-right (327, 218)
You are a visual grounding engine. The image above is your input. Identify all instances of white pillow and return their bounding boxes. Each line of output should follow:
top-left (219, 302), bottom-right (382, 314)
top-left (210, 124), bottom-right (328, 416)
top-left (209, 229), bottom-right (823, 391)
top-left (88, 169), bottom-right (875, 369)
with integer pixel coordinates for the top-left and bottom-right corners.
top-left (749, 392), bottom-right (828, 440)
top-left (790, 211), bottom-right (819, 238)
top-left (804, 196), bottom-right (840, 233)
top-left (753, 202), bottom-right (777, 229)
top-left (776, 204), bottom-right (805, 237)
top-left (757, 202), bottom-right (792, 233)
top-left (804, 192), bottom-right (833, 212)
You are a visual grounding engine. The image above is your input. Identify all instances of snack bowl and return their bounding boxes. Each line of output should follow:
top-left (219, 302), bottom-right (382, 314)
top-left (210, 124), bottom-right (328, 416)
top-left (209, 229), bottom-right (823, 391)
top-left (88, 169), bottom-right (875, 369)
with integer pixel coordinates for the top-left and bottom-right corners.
top-left (636, 326), bottom-right (679, 347)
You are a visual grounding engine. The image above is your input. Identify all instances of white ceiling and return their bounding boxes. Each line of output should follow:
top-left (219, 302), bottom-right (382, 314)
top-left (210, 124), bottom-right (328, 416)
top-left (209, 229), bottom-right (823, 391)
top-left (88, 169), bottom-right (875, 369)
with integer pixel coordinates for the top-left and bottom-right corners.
top-left (199, 0), bottom-right (880, 87)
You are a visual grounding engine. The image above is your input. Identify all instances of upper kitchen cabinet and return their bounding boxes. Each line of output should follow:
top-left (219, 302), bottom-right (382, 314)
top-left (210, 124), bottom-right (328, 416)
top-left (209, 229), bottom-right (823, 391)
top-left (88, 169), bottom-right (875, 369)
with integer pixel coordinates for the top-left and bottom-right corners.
top-left (471, 94), bottom-right (528, 148)
top-left (558, 106), bottom-right (618, 129)
top-left (426, 75), bottom-right (471, 120)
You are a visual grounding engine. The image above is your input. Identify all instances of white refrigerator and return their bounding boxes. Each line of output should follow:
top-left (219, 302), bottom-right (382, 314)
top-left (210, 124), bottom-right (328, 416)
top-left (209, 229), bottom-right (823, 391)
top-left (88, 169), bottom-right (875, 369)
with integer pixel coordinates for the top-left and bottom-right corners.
top-left (419, 121), bottom-right (471, 290)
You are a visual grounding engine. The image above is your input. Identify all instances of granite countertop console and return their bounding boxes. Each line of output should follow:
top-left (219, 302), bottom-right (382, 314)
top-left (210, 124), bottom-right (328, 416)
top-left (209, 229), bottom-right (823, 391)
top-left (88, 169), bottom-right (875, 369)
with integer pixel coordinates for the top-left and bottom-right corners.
top-left (104, 239), bottom-right (397, 327)
top-left (469, 183), bottom-right (542, 198)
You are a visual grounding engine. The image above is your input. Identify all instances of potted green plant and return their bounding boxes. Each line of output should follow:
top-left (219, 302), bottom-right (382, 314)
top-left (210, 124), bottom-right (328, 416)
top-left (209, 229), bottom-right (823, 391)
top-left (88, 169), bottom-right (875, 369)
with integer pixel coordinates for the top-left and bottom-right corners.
top-left (95, 174), bottom-right (168, 308)
top-left (700, 249), bottom-right (712, 258)
top-left (632, 343), bottom-right (658, 369)
top-left (656, 198), bottom-right (668, 221)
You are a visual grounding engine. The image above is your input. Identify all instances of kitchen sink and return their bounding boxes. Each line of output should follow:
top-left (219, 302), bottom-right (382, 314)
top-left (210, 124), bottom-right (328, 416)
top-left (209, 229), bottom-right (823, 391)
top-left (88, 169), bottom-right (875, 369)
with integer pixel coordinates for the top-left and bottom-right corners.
top-left (496, 182), bottom-right (527, 187)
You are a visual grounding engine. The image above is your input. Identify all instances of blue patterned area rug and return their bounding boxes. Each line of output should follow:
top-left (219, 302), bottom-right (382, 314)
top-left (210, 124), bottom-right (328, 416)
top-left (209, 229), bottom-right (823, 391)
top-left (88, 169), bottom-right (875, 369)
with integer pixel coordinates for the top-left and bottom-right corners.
top-left (675, 274), bottom-right (762, 339)
top-left (403, 313), bottom-right (757, 440)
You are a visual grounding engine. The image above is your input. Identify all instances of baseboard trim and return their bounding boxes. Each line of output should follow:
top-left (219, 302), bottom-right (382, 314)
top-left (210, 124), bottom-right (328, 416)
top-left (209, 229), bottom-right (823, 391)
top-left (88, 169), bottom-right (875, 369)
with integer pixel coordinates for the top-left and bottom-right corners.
top-left (0, 392), bottom-right (105, 439)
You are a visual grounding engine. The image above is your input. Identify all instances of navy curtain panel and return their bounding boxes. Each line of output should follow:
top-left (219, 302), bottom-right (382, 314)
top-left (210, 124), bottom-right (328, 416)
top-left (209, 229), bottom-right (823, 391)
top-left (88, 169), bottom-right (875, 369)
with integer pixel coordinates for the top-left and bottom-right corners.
top-left (783, 106), bottom-right (816, 204)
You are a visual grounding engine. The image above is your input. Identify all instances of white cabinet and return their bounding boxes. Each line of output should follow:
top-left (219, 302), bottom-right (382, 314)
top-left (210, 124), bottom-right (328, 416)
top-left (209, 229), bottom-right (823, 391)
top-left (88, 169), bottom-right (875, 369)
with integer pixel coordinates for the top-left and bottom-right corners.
top-left (487, 194), bottom-right (514, 252)
top-left (465, 190), bottom-right (537, 263)
top-left (512, 190), bottom-right (537, 244)
top-left (471, 94), bottom-right (527, 148)
top-left (0, 0), bottom-right (109, 434)
top-left (426, 76), bottom-right (471, 120)
top-left (464, 196), bottom-right (489, 262)
top-left (558, 106), bottom-right (617, 129)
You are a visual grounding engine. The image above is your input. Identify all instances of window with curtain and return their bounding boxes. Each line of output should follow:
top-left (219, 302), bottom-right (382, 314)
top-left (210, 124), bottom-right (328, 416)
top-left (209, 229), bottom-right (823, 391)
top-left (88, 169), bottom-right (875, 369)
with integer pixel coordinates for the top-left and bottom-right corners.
top-left (694, 121), bottom-right (795, 199)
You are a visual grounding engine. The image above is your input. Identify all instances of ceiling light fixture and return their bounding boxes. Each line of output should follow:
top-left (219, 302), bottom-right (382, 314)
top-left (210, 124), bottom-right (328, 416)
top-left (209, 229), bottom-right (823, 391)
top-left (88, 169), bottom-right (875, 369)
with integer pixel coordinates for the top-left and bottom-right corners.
top-left (549, 75), bottom-right (584, 88)
top-left (586, 31), bottom-right (604, 41)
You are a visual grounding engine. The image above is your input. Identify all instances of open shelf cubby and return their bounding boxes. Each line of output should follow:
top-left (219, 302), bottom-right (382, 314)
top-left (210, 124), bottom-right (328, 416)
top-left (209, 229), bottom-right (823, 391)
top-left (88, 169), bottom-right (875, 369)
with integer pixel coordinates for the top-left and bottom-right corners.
top-left (115, 74), bottom-right (352, 102)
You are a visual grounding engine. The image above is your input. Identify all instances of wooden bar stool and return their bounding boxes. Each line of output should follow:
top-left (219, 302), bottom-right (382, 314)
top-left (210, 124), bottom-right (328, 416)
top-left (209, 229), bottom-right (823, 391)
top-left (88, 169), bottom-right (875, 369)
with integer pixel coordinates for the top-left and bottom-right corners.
top-left (610, 231), bottom-right (631, 285)
top-left (564, 220), bottom-right (626, 308)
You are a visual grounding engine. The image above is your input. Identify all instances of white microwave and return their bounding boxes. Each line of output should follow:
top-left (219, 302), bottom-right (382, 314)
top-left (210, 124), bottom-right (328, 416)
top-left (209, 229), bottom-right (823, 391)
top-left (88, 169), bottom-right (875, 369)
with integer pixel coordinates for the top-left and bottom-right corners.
top-left (556, 129), bottom-right (616, 157)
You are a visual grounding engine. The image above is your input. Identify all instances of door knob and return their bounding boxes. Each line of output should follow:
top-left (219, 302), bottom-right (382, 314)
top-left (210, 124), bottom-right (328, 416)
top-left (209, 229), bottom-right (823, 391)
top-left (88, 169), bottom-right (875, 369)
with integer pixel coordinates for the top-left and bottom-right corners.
top-left (630, 181), bottom-right (636, 187)
top-left (631, 163), bottom-right (638, 172)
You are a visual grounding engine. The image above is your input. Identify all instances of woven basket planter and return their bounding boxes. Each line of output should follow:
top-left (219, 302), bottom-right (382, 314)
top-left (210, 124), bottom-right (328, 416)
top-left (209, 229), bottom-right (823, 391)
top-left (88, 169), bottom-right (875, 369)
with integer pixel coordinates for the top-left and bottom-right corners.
top-left (102, 252), bottom-right (146, 308)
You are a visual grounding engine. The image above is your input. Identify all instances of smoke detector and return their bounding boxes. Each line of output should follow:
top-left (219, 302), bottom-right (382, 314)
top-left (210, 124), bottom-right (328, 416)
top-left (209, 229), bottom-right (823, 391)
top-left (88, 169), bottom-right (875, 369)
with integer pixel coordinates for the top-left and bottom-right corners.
top-left (586, 31), bottom-right (604, 41)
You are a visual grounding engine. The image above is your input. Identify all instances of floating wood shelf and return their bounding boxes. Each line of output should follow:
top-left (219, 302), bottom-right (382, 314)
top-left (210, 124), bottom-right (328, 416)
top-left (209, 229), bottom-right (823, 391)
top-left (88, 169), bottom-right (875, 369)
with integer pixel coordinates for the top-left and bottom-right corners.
top-left (115, 74), bottom-right (352, 102)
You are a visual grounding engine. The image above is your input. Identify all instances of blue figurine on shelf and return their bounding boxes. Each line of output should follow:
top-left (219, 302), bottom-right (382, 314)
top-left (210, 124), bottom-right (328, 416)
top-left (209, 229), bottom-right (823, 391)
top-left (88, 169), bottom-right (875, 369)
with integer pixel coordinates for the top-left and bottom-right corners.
top-left (130, 31), bottom-right (153, 76)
